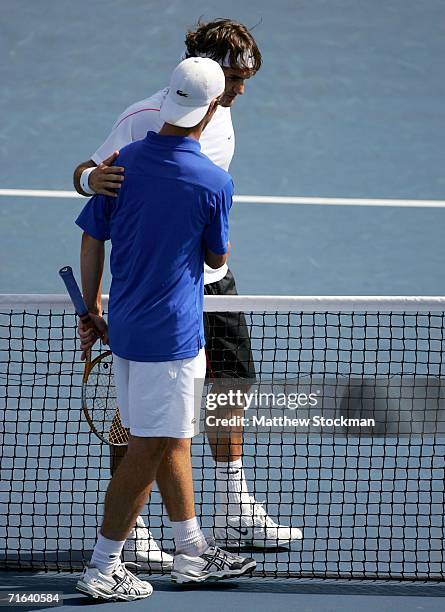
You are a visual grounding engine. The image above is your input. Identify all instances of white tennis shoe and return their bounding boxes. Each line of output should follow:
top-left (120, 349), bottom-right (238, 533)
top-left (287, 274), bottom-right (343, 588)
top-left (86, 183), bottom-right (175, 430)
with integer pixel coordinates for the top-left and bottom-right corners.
top-left (171, 542), bottom-right (256, 583)
top-left (214, 497), bottom-right (302, 548)
top-left (76, 563), bottom-right (153, 601)
top-left (123, 516), bottom-right (173, 570)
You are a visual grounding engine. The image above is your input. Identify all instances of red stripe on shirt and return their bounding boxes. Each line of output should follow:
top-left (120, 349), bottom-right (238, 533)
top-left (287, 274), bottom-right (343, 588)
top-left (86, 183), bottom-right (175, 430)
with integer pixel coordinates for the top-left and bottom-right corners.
top-left (115, 108), bottom-right (160, 129)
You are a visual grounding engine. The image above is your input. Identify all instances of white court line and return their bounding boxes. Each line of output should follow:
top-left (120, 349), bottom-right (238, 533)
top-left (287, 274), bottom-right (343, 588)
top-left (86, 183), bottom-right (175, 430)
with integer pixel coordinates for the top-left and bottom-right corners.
top-left (0, 188), bottom-right (444, 208)
top-left (236, 195), bottom-right (445, 208)
top-left (0, 189), bottom-right (83, 199)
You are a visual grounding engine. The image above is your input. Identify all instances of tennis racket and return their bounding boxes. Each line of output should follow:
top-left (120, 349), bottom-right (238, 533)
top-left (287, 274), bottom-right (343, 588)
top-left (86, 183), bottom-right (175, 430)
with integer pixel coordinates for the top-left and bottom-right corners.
top-left (59, 266), bottom-right (128, 446)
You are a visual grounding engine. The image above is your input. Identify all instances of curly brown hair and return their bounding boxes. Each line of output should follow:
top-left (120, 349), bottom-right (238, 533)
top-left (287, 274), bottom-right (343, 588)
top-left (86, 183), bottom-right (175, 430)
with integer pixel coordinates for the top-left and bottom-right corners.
top-left (184, 18), bottom-right (262, 74)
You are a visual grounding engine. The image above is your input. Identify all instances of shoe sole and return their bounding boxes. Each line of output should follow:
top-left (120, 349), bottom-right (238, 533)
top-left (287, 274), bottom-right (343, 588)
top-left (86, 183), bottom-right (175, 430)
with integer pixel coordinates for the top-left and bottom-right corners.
top-left (171, 560), bottom-right (256, 584)
top-left (76, 581), bottom-right (152, 601)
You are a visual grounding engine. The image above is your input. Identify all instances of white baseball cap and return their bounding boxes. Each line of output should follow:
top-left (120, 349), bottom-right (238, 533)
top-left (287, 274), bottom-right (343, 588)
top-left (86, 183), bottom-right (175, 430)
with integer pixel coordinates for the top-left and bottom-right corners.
top-left (160, 57), bottom-right (226, 128)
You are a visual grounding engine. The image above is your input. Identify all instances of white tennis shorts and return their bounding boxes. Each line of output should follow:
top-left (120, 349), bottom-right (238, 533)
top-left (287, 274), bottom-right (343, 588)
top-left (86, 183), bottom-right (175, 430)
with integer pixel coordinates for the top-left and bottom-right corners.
top-left (113, 348), bottom-right (206, 438)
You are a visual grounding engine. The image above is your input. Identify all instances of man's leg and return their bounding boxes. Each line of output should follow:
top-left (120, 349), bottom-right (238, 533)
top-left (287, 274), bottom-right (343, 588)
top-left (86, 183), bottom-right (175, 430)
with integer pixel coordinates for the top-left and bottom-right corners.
top-left (205, 386), bottom-right (302, 549)
top-left (156, 438), bottom-right (208, 560)
top-left (155, 437), bottom-right (256, 584)
top-left (77, 435), bottom-right (168, 601)
top-left (204, 269), bottom-right (302, 548)
top-left (204, 382), bottom-right (253, 515)
top-left (111, 412), bottom-right (173, 568)
top-left (110, 387), bottom-right (206, 565)
top-left (110, 445), bottom-right (126, 474)
top-left (105, 355), bottom-right (173, 569)
top-left (205, 385), bottom-right (244, 463)
top-left (203, 271), bottom-right (255, 513)
top-left (156, 438), bottom-right (195, 521)
top-left (100, 436), bottom-right (168, 541)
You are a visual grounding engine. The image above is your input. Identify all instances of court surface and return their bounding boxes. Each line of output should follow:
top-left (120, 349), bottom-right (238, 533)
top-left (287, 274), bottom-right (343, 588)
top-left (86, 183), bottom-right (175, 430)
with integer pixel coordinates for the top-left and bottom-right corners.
top-left (1, 0), bottom-right (445, 295)
top-left (1, 572), bottom-right (445, 612)
top-left (1, 1), bottom-right (445, 611)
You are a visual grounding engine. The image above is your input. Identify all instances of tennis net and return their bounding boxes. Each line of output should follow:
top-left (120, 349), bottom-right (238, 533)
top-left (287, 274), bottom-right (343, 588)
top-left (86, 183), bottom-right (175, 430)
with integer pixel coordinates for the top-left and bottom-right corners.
top-left (1, 294), bottom-right (444, 580)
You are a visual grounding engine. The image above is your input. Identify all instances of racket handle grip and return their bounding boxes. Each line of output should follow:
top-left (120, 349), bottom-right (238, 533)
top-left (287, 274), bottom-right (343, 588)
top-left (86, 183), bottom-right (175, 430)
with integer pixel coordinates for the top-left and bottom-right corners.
top-left (59, 266), bottom-right (89, 317)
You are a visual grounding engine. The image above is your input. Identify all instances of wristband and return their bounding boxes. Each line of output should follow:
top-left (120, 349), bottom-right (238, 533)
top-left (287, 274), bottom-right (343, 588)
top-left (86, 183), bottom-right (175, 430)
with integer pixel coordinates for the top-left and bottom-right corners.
top-left (80, 168), bottom-right (96, 195)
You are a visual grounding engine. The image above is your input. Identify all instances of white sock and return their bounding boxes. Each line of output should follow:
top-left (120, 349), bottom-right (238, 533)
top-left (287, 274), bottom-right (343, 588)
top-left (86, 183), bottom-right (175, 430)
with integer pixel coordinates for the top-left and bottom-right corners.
top-left (91, 532), bottom-right (125, 575)
top-left (215, 459), bottom-right (252, 516)
top-left (172, 517), bottom-right (208, 557)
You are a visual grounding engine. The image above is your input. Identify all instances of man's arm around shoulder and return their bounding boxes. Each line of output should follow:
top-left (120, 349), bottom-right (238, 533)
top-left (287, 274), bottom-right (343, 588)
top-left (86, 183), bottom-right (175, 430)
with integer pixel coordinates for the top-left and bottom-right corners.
top-left (73, 151), bottom-right (124, 197)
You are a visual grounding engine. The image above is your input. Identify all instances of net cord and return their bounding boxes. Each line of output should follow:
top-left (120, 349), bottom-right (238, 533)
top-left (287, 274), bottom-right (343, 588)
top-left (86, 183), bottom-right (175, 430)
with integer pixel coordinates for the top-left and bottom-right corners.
top-left (1, 294), bottom-right (445, 312)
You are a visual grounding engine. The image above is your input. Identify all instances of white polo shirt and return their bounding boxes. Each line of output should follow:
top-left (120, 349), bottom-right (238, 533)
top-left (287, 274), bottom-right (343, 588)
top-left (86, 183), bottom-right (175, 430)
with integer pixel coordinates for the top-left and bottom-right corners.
top-left (91, 88), bottom-right (235, 284)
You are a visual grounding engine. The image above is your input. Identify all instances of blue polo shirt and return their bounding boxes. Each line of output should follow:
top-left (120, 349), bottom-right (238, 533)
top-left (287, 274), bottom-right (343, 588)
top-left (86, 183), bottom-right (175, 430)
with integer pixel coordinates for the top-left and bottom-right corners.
top-left (76, 131), bottom-right (232, 362)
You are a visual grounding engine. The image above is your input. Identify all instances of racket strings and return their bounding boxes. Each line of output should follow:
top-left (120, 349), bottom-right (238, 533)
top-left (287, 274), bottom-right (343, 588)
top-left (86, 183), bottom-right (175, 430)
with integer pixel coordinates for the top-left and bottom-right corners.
top-left (83, 354), bottom-right (128, 445)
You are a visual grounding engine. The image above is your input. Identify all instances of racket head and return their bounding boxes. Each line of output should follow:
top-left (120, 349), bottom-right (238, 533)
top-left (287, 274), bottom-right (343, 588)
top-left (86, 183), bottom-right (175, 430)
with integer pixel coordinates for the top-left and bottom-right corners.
top-left (82, 350), bottom-right (129, 446)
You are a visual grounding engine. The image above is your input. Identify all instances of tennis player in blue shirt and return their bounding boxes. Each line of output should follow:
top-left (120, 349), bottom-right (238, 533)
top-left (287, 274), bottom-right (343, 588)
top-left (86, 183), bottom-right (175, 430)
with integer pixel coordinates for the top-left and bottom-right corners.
top-left (74, 57), bottom-right (255, 601)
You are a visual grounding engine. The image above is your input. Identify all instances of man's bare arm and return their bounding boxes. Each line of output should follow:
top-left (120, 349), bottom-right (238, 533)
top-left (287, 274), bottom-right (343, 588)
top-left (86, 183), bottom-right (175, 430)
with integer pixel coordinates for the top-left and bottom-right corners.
top-left (73, 151), bottom-right (125, 197)
top-left (78, 232), bottom-right (108, 358)
top-left (80, 232), bottom-right (105, 313)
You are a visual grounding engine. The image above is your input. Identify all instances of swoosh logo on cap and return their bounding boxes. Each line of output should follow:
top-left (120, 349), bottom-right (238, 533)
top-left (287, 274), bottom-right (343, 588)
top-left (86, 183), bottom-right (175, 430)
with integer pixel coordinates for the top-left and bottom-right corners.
top-left (176, 90), bottom-right (189, 97)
